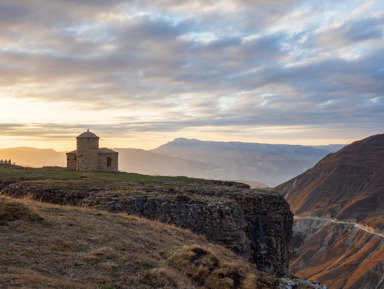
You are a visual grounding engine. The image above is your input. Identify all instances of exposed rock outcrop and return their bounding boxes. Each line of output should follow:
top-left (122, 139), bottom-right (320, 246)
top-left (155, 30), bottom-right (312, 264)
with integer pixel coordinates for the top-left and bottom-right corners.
top-left (279, 278), bottom-right (327, 289)
top-left (1, 181), bottom-right (293, 276)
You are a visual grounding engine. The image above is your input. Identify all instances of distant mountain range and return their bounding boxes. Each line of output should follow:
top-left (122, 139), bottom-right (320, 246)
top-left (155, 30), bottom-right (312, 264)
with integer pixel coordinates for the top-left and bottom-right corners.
top-left (0, 147), bottom-right (66, 167)
top-left (149, 138), bottom-right (344, 186)
top-left (276, 133), bottom-right (384, 289)
top-left (0, 138), bottom-right (345, 187)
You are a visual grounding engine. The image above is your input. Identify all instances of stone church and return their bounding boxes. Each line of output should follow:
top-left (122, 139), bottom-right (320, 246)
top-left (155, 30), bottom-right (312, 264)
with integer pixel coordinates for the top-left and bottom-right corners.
top-left (66, 130), bottom-right (118, 172)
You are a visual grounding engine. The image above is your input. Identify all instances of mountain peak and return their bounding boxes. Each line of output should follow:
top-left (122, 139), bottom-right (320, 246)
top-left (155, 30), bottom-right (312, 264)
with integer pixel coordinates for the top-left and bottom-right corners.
top-left (169, 138), bottom-right (201, 145)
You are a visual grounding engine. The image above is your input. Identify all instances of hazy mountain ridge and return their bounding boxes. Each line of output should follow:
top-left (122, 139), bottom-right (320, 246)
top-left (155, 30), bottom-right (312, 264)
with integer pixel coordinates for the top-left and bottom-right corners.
top-left (114, 148), bottom-right (216, 178)
top-left (0, 139), bottom-right (345, 187)
top-left (309, 144), bottom-right (345, 153)
top-left (275, 133), bottom-right (384, 289)
top-left (0, 147), bottom-right (66, 167)
top-left (151, 138), bottom-right (344, 186)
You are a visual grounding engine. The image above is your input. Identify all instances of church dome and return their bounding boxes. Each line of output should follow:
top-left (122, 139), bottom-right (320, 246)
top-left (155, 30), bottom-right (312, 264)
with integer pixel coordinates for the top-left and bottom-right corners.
top-left (76, 129), bottom-right (99, 138)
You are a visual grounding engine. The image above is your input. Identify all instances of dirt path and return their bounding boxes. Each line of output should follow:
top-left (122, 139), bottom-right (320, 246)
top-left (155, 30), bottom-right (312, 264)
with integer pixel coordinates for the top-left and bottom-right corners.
top-left (295, 215), bottom-right (384, 239)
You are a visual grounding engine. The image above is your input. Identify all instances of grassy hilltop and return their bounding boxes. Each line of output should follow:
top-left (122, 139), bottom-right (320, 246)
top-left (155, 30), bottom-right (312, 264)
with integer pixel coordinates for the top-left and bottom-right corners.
top-left (0, 165), bottom-right (281, 289)
top-left (0, 196), bottom-right (281, 289)
top-left (0, 165), bottom-right (207, 189)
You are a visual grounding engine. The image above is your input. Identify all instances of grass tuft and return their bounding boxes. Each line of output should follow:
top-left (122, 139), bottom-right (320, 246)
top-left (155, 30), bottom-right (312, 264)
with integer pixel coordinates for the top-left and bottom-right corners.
top-left (168, 245), bottom-right (279, 289)
top-left (135, 258), bottom-right (156, 270)
top-left (0, 197), bottom-right (44, 223)
top-left (101, 261), bottom-right (118, 272)
top-left (140, 268), bottom-right (179, 288)
top-left (168, 246), bottom-right (245, 289)
top-left (100, 285), bottom-right (115, 289)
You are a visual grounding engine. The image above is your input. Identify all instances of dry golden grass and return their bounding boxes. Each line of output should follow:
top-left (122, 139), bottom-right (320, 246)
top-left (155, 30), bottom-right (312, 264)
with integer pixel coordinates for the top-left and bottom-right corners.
top-left (0, 197), bottom-right (43, 225)
top-left (0, 196), bottom-right (278, 289)
top-left (168, 246), bottom-right (278, 289)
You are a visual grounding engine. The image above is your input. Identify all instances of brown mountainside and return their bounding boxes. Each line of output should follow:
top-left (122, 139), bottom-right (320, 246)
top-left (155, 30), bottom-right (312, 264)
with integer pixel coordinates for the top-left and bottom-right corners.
top-left (276, 133), bottom-right (384, 228)
top-left (275, 134), bottom-right (384, 289)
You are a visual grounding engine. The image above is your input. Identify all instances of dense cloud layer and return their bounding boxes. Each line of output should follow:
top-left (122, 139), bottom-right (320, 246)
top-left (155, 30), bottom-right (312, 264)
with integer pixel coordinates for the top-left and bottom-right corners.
top-left (0, 0), bottom-right (383, 146)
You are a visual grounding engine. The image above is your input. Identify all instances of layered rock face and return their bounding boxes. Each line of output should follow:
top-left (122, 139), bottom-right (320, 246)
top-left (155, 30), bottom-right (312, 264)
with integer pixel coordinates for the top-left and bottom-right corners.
top-left (1, 181), bottom-right (293, 276)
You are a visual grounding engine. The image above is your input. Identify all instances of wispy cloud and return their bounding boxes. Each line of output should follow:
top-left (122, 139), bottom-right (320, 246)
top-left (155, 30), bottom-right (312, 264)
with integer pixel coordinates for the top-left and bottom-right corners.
top-left (0, 0), bottom-right (383, 148)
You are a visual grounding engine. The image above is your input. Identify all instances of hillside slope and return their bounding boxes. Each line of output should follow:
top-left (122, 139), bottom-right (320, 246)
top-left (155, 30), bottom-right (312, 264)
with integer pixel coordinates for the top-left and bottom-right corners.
top-left (277, 133), bottom-right (384, 227)
top-left (291, 218), bottom-right (384, 289)
top-left (0, 196), bottom-right (281, 289)
top-left (275, 133), bottom-right (384, 289)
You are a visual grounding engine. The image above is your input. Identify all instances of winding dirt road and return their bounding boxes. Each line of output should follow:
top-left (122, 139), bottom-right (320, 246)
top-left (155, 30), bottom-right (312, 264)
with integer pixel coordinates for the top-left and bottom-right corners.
top-left (295, 215), bottom-right (384, 239)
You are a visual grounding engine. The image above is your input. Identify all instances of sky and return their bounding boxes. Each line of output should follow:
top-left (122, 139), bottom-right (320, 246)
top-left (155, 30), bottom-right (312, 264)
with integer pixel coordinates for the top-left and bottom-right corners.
top-left (0, 0), bottom-right (383, 151)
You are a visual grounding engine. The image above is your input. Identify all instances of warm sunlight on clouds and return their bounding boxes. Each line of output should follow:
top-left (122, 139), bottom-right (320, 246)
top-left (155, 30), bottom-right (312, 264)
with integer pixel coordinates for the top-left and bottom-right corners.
top-left (0, 0), bottom-right (383, 150)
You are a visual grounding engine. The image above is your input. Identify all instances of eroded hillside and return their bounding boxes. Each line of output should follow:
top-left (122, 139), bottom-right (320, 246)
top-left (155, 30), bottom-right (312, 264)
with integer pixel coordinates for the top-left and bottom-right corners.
top-left (276, 133), bottom-right (384, 289)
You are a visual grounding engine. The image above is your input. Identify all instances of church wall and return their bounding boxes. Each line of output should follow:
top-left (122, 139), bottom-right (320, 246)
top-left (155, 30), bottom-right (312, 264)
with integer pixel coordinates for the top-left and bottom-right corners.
top-left (98, 153), bottom-right (118, 172)
top-left (66, 153), bottom-right (76, 170)
top-left (76, 137), bottom-right (99, 171)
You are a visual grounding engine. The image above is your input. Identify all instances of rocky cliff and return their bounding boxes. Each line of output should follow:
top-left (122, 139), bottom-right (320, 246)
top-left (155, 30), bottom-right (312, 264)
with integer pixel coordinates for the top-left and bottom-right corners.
top-left (1, 177), bottom-right (293, 277)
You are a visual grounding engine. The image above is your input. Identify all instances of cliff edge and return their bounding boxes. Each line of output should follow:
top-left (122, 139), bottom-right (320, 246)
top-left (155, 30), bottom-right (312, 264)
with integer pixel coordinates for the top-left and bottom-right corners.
top-left (0, 166), bottom-right (293, 276)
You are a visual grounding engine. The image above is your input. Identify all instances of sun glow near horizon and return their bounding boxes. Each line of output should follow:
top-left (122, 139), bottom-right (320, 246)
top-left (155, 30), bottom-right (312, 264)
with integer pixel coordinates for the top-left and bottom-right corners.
top-left (0, 0), bottom-right (383, 150)
top-left (0, 125), bottom-right (359, 152)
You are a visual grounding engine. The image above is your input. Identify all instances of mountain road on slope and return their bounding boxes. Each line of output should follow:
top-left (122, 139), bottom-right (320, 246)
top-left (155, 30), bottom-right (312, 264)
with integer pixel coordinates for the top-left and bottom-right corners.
top-left (295, 216), bottom-right (384, 239)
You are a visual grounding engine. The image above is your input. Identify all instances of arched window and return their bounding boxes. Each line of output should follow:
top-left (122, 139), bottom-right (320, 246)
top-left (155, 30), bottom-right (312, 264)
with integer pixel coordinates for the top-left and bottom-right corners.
top-left (107, 157), bottom-right (112, 167)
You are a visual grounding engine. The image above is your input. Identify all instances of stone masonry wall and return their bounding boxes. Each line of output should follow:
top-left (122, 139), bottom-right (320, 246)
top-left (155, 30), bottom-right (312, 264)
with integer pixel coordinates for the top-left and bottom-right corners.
top-left (76, 137), bottom-right (99, 171)
top-left (66, 153), bottom-right (76, 170)
top-left (98, 153), bottom-right (118, 172)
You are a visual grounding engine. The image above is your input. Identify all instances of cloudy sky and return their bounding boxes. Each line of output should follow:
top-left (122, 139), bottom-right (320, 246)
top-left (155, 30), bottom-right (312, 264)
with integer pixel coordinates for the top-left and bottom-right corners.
top-left (0, 0), bottom-right (383, 150)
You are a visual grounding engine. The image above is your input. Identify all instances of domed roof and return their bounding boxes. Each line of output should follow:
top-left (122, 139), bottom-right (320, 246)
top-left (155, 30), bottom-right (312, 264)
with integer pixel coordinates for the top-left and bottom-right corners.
top-left (98, 148), bottom-right (118, 154)
top-left (76, 129), bottom-right (99, 138)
